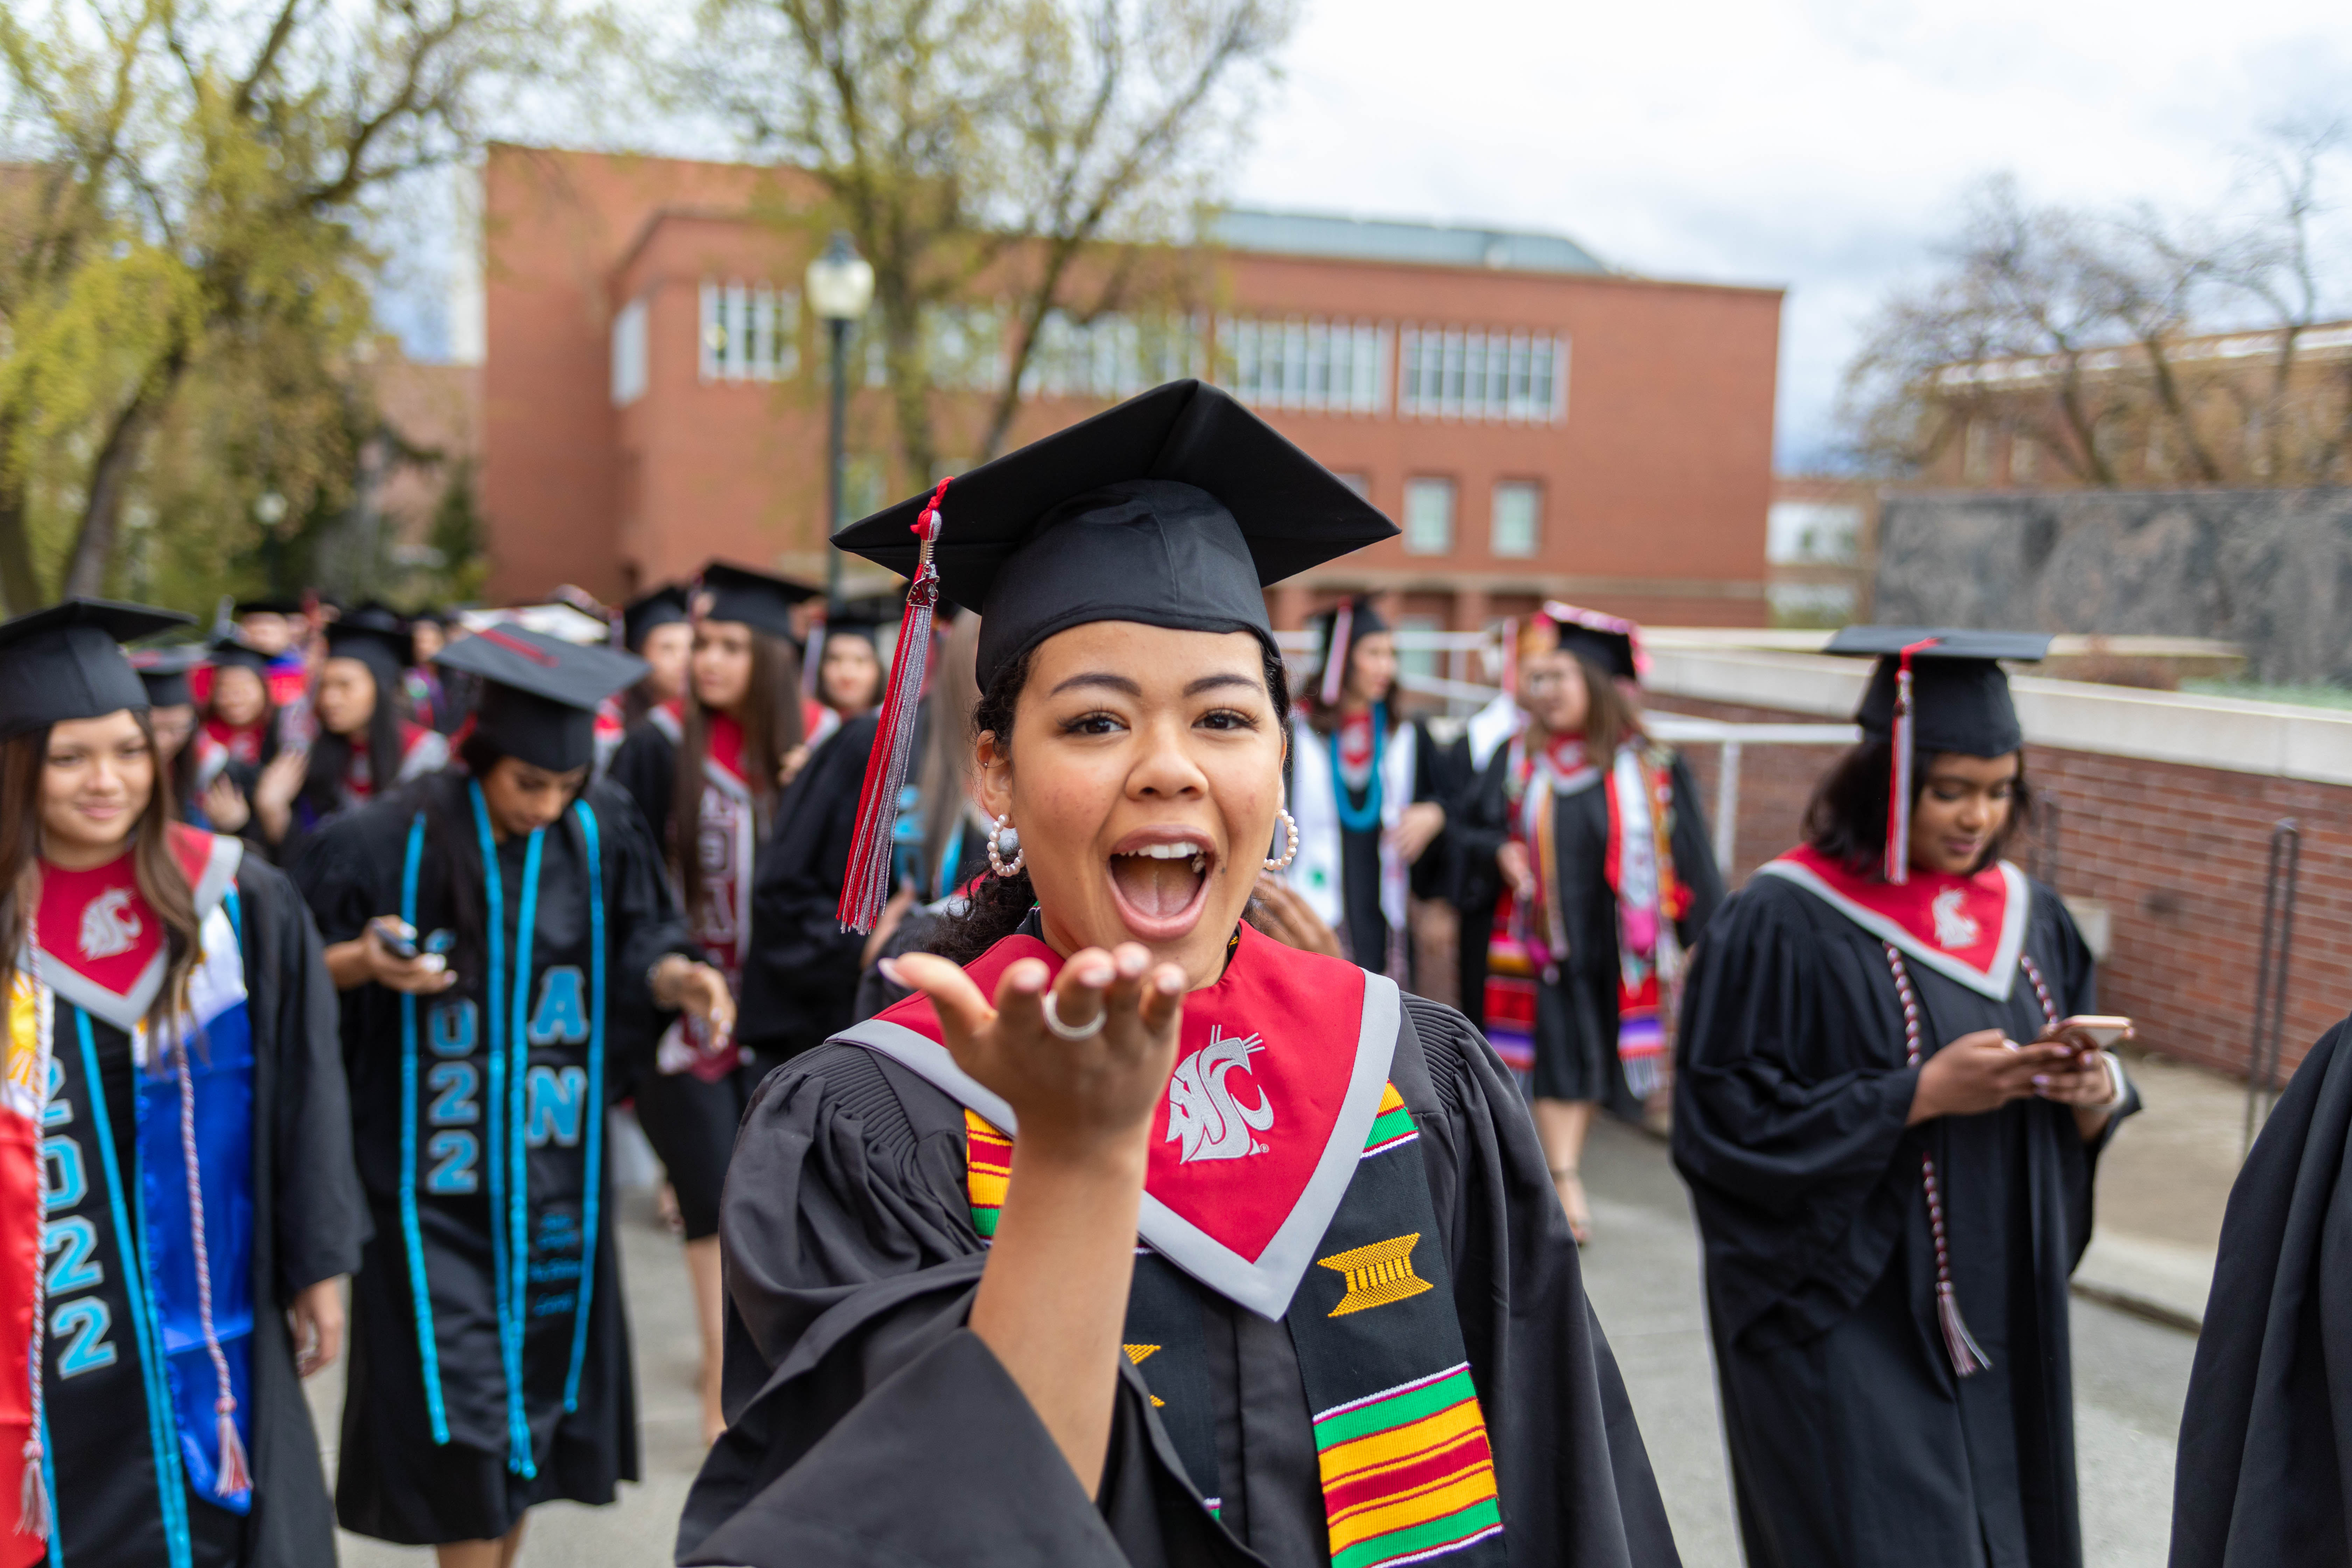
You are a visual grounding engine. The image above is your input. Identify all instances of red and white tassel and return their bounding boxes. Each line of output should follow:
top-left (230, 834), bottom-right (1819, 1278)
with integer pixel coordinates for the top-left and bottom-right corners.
top-left (21, 938), bottom-right (52, 1540)
top-left (1884, 637), bottom-right (1941, 886)
top-left (1319, 600), bottom-right (1355, 709)
top-left (18, 1436), bottom-right (47, 1541)
top-left (839, 477), bottom-right (951, 933)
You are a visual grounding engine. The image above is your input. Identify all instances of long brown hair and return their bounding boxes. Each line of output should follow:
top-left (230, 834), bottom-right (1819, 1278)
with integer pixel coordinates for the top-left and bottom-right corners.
top-left (671, 626), bottom-right (803, 921)
top-left (0, 715), bottom-right (203, 1030)
top-left (1526, 648), bottom-right (1643, 759)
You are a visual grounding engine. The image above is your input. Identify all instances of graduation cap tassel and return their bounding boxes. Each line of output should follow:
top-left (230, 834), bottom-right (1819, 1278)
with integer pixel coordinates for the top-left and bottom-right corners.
top-left (1319, 599), bottom-right (1354, 708)
top-left (1884, 637), bottom-right (1941, 886)
top-left (840, 477), bottom-right (952, 933)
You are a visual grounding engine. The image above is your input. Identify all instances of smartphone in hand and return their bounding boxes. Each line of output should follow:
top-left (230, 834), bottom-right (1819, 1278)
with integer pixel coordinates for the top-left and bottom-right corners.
top-left (2039, 1014), bottom-right (2133, 1064)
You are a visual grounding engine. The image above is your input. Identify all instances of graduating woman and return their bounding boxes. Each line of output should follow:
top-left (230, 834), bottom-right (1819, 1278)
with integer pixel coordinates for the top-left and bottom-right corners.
top-left (2, 599), bottom-right (362, 1567)
top-left (1284, 595), bottom-right (1451, 981)
top-left (133, 648), bottom-right (244, 836)
top-left (253, 607), bottom-right (447, 854)
top-left (606, 562), bottom-right (810, 1445)
top-left (291, 625), bottom-right (731, 1568)
top-left (678, 382), bottom-right (1680, 1568)
top-left (1672, 628), bottom-right (2139, 1568)
top-left (1453, 608), bottom-right (1721, 1242)
top-left (616, 585), bottom-right (694, 732)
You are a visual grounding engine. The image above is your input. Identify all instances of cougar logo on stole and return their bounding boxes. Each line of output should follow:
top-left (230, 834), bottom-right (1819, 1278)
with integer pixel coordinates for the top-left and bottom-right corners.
top-left (1165, 1025), bottom-right (1273, 1163)
top-left (1931, 886), bottom-right (1980, 951)
top-left (78, 887), bottom-right (143, 960)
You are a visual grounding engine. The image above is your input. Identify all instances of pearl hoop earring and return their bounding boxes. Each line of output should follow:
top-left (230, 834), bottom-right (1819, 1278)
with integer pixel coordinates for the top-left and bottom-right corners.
top-left (1264, 808), bottom-right (1299, 872)
top-left (987, 813), bottom-right (1025, 878)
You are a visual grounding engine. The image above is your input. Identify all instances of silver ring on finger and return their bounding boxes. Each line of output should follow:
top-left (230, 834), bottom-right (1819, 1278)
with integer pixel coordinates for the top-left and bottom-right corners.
top-left (1040, 989), bottom-right (1108, 1041)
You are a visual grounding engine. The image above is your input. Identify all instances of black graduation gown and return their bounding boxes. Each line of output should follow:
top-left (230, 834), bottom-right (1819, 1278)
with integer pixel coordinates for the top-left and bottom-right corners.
top-left (2169, 1016), bottom-right (2352, 1567)
top-left (673, 989), bottom-right (1681, 1568)
top-left (737, 712), bottom-right (879, 1068)
top-left (1454, 747), bottom-right (1722, 1108)
top-left (40, 854), bottom-right (365, 1567)
top-left (1671, 870), bottom-right (2135, 1568)
top-left (291, 774), bottom-right (688, 1544)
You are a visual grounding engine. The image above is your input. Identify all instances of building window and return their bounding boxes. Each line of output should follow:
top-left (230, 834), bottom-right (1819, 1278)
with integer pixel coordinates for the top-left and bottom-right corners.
top-left (1394, 614), bottom-right (1441, 682)
top-left (1491, 481), bottom-right (1540, 558)
top-left (610, 297), bottom-right (648, 407)
top-left (1402, 477), bottom-right (1454, 555)
top-left (1962, 418), bottom-right (1992, 482)
top-left (1218, 317), bottom-right (1390, 414)
top-left (1332, 471), bottom-right (1371, 500)
top-left (699, 280), bottom-right (801, 384)
top-left (2012, 432), bottom-right (2040, 483)
top-left (1019, 310), bottom-right (1200, 401)
top-left (1397, 327), bottom-right (1566, 424)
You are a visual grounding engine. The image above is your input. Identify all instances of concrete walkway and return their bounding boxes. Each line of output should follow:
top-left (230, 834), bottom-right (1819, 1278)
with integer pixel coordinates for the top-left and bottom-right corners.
top-left (310, 1070), bottom-right (2225, 1567)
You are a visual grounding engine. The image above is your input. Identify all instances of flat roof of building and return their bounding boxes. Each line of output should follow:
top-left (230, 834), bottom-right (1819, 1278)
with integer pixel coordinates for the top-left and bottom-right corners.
top-left (1210, 206), bottom-right (1610, 275)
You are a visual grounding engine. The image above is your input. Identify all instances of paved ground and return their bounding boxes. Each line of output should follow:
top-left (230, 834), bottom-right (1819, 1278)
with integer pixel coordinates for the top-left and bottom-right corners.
top-left (314, 1088), bottom-right (2213, 1568)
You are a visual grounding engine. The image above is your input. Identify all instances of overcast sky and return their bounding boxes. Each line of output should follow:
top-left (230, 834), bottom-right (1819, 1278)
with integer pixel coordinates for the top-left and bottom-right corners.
top-left (1231, 0), bottom-right (2352, 468)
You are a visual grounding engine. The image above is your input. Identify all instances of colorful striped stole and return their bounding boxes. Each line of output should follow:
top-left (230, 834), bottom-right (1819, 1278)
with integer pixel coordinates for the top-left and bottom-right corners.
top-left (961, 1078), bottom-right (1507, 1568)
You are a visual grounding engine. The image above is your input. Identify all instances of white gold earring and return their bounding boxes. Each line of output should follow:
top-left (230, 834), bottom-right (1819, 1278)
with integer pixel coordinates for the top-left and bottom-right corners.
top-left (1264, 807), bottom-right (1299, 872)
top-left (987, 813), bottom-right (1024, 877)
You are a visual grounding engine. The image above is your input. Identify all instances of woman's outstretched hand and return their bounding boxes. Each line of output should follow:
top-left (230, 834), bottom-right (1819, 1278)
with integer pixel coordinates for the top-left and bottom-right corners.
top-left (886, 942), bottom-right (1186, 1501)
top-left (890, 943), bottom-right (1185, 1159)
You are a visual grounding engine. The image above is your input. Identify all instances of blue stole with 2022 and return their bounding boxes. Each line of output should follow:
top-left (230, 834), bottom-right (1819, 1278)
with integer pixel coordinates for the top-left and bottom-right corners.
top-left (395, 784), bottom-right (606, 1477)
top-left (34, 891), bottom-right (255, 1568)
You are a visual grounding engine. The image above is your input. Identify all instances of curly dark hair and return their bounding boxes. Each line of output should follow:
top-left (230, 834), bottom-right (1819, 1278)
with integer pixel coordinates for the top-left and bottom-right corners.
top-left (926, 635), bottom-right (1294, 964)
top-left (1803, 739), bottom-right (2035, 878)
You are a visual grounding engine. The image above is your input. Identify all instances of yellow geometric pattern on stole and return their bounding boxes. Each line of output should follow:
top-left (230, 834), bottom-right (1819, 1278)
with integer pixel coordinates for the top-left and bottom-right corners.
top-left (1317, 1231), bottom-right (1434, 1317)
top-left (1123, 1343), bottom-right (1166, 1406)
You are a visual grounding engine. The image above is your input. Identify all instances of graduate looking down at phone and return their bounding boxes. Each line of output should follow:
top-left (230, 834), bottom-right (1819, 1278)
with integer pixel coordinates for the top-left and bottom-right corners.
top-left (1672, 628), bottom-right (2139, 1568)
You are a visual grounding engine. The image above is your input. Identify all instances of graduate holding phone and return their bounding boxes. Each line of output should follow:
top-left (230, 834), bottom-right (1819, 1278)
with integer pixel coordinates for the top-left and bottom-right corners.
top-left (1672, 628), bottom-right (2137, 1568)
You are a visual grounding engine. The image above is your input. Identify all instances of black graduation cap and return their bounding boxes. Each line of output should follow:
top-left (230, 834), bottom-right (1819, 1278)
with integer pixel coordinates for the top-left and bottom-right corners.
top-left (696, 562), bottom-right (820, 642)
top-left (622, 584), bottom-right (692, 652)
top-left (1534, 602), bottom-right (1642, 684)
top-left (326, 602), bottom-right (415, 676)
top-left (233, 596), bottom-right (302, 618)
top-left (205, 634), bottom-right (273, 678)
top-left (834, 380), bottom-right (1397, 689)
top-left (1310, 595), bottom-right (1388, 707)
top-left (0, 600), bottom-right (195, 738)
top-left (815, 610), bottom-right (884, 647)
top-left (433, 624), bottom-right (647, 772)
top-left (1828, 626), bottom-right (2051, 758)
top-left (128, 645), bottom-right (206, 709)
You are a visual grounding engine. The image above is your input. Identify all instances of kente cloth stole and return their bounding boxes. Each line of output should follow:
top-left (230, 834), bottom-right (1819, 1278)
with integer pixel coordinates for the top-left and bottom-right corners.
top-left (962, 1083), bottom-right (1507, 1568)
top-left (21, 897), bottom-right (258, 1568)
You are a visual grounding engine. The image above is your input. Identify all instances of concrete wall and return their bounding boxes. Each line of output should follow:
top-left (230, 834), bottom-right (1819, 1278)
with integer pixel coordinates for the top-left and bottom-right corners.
top-left (1874, 487), bottom-right (2352, 684)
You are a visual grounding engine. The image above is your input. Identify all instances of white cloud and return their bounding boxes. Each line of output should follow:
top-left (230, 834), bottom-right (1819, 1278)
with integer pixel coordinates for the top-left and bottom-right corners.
top-left (1234, 0), bottom-right (2352, 467)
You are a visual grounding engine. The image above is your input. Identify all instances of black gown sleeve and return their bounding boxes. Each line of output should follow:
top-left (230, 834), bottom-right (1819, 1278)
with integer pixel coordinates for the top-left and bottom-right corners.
top-left (740, 713), bottom-right (879, 1063)
top-left (607, 721), bottom-right (677, 853)
top-left (1665, 752), bottom-right (1724, 947)
top-left (1404, 997), bottom-right (1682, 1568)
top-left (677, 1045), bottom-right (1237, 1568)
top-left (1669, 882), bottom-right (1924, 1348)
top-left (239, 856), bottom-right (369, 1296)
top-left (584, 778), bottom-right (696, 1033)
top-left (2168, 1018), bottom-right (2352, 1568)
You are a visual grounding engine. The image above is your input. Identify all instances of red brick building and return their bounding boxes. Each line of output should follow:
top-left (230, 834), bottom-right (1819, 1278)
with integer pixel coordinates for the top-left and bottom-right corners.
top-left (479, 144), bottom-right (1783, 635)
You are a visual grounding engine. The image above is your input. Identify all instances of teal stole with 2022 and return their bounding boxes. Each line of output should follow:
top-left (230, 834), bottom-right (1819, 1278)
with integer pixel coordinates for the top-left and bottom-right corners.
top-left (394, 783), bottom-right (607, 1478)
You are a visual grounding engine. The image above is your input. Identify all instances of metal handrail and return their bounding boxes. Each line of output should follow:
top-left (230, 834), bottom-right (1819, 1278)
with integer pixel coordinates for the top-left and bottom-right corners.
top-left (2244, 818), bottom-right (2304, 1155)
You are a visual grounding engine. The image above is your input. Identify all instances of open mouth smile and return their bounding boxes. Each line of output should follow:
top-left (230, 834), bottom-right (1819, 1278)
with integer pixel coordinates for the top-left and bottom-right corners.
top-left (1106, 828), bottom-right (1217, 941)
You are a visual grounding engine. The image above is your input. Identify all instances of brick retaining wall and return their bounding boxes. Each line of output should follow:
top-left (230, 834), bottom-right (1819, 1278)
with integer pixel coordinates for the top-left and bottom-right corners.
top-left (1650, 694), bottom-right (2352, 1082)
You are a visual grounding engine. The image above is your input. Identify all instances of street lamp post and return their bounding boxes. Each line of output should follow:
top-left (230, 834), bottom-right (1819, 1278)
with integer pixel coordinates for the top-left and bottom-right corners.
top-left (805, 231), bottom-right (876, 608)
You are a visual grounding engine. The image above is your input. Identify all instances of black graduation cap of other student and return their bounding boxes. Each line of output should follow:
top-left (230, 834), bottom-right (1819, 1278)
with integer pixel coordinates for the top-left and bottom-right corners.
top-left (0, 599), bottom-right (195, 738)
top-left (621, 584), bottom-right (693, 652)
top-left (695, 563), bottom-right (821, 643)
top-left (1536, 603), bottom-right (1643, 685)
top-left (234, 596), bottom-right (304, 618)
top-left (328, 602), bottom-right (416, 680)
top-left (433, 624), bottom-right (647, 774)
top-left (838, 379), bottom-right (1396, 692)
top-left (1310, 595), bottom-right (1388, 707)
top-left (206, 634), bottom-right (274, 679)
top-left (1824, 625), bottom-right (2052, 883)
top-left (129, 645), bottom-right (207, 710)
top-left (830, 378), bottom-right (1396, 929)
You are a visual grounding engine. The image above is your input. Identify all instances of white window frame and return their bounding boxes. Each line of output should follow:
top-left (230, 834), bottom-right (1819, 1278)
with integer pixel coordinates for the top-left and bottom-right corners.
top-left (611, 296), bottom-right (648, 407)
top-left (1402, 476), bottom-right (1455, 556)
top-left (1491, 480), bottom-right (1541, 559)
